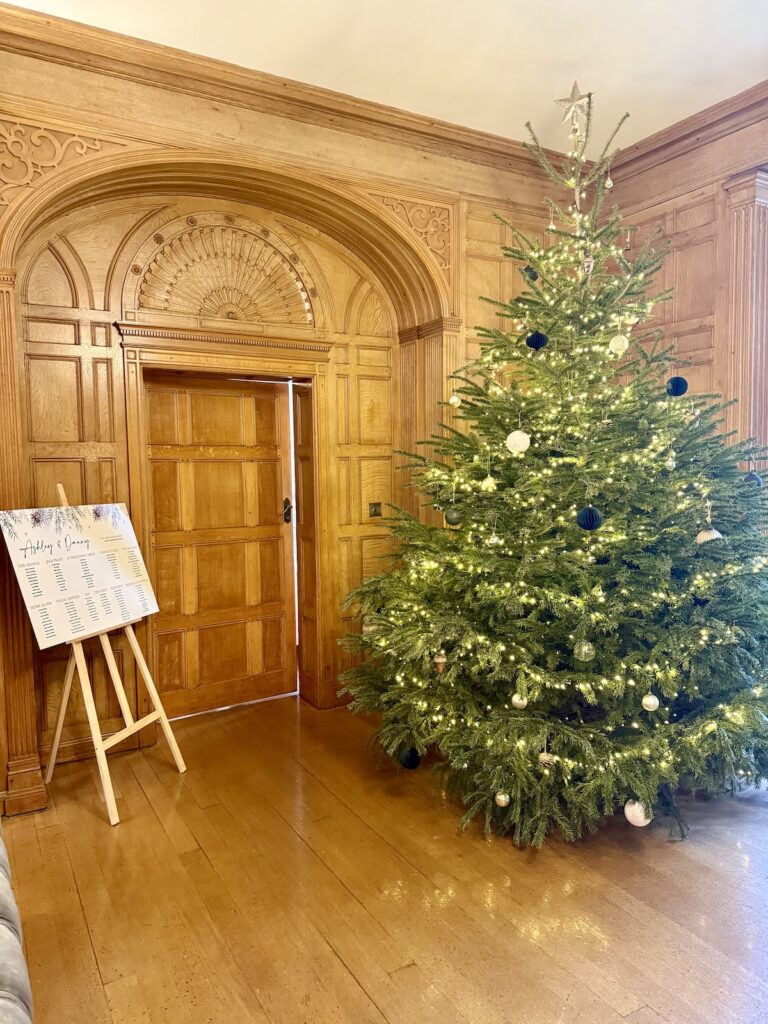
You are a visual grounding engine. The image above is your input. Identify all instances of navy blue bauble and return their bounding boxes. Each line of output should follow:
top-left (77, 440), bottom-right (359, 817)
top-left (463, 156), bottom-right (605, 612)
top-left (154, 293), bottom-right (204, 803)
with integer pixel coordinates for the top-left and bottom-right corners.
top-left (666, 376), bottom-right (689, 397)
top-left (670, 566), bottom-right (688, 580)
top-left (525, 331), bottom-right (549, 351)
top-left (444, 507), bottom-right (463, 526)
top-left (576, 505), bottom-right (603, 531)
top-left (398, 747), bottom-right (421, 770)
top-left (523, 265), bottom-right (539, 282)
top-left (692, 595), bottom-right (710, 607)
top-left (745, 471), bottom-right (764, 488)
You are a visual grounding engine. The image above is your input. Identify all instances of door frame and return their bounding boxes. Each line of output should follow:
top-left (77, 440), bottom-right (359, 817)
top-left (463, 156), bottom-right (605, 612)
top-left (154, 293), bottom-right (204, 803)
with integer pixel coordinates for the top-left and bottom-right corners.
top-left (118, 323), bottom-right (331, 723)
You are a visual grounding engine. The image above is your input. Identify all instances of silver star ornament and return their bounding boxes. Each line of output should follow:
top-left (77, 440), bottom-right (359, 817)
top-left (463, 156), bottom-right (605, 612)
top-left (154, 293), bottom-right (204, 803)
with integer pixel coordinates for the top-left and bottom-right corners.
top-left (557, 81), bottom-right (590, 125)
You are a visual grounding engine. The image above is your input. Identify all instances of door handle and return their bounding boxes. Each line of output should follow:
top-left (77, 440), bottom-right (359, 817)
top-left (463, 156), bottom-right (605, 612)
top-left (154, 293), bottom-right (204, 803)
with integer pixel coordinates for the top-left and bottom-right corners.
top-left (283, 497), bottom-right (293, 524)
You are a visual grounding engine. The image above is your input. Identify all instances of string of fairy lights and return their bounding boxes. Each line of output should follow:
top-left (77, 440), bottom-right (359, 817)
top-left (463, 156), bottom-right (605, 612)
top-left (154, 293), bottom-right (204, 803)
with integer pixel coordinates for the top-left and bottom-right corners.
top-left (349, 84), bottom-right (768, 835)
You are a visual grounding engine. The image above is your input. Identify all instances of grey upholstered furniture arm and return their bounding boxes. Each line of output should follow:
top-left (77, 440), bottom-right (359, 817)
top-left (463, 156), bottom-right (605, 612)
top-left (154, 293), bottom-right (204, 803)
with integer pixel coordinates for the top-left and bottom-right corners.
top-left (0, 826), bottom-right (33, 1024)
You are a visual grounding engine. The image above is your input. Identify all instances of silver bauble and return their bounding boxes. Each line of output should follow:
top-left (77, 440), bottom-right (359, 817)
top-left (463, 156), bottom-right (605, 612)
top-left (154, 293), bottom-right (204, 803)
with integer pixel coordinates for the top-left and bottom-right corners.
top-left (511, 693), bottom-right (528, 710)
top-left (641, 693), bottom-right (660, 712)
top-left (624, 799), bottom-right (652, 827)
top-left (448, 393), bottom-right (462, 408)
top-left (362, 620), bottom-right (377, 635)
top-left (665, 456), bottom-right (676, 471)
top-left (696, 526), bottom-right (724, 545)
top-left (505, 430), bottom-right (531, 454)
top-left (494, 791), bottom-right (511, 808)
top-left (574, 640), bottom-right (596, 662)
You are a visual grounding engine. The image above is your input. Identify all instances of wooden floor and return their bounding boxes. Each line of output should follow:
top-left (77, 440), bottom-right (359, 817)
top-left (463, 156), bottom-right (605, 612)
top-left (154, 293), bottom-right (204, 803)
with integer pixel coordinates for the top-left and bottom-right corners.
top-left (5, 699), bottom-right (768, 1024)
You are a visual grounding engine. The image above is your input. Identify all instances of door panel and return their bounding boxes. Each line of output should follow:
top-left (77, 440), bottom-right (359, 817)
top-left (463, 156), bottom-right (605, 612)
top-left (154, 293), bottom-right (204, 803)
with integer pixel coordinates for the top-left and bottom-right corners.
top-left (145, 374), bottom-right (297, 716)
top-left (293, 384), bottom-right (319, 703)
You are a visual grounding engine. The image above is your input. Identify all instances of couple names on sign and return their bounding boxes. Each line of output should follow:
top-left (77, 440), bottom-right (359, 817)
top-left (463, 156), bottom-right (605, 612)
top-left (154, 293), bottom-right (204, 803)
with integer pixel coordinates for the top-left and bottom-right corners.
top-left (0, 503), bottom-right (158, 650)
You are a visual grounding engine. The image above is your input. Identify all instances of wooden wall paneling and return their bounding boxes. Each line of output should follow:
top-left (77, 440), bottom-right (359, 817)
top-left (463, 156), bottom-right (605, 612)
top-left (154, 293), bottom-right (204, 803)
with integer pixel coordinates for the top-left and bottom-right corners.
top-left (722, 170), bottom-right (768, 453)
top-left (293, 383), bottom-right (319, 704)
top-left (0, 270), bottom-right (46, 813)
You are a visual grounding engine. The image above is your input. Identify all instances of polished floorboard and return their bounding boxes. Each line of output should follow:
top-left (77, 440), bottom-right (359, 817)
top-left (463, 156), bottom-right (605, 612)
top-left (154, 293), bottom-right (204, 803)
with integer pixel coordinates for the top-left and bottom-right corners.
top-left (5, 698), bottom-right (768, 1024)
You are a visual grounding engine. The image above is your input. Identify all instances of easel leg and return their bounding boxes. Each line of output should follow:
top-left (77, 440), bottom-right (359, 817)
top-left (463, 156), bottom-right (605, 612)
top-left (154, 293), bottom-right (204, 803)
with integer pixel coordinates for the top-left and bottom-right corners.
top-left (124, 624), bottom-right (186, 775)
top-left (72, 641), bottom-right (120, 826)
top-left (45, 648), bottom-right (76, 784)
top-left (99, 632), bottom-right (134, 726)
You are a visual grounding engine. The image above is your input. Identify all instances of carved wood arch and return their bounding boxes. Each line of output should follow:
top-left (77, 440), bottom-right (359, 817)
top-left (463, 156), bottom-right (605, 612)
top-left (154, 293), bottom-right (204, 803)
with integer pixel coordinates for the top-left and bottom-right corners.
top-left (0, 148), bottom-right (450, 329)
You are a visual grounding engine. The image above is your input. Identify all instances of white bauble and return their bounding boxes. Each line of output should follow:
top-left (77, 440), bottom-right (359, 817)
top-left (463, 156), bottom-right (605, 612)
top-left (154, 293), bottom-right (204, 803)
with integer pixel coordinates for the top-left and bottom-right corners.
top-left (624, 799), bottom-right (652, 827)
top-left (448, 393), bottom-right (462, 408)
top-left (494, 791), bottom-right (511, 808)
top-left (511, 693), bottom-right (528, 710)
top-left (505, 430), bottom-right (531, 453)
top-left (665, 456), bottom-right (676, 471)
top-left (696, 526), bottom-right (724, 545)
top-left (608, 334), bottom-right (630, 356)
top-left (641, 693), bottom-right (660, 712)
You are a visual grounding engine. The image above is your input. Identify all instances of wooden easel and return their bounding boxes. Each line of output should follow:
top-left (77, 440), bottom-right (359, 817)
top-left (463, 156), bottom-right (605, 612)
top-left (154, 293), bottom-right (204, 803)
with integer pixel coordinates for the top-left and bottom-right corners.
top-left (45, 485), bottom-right (185, 824)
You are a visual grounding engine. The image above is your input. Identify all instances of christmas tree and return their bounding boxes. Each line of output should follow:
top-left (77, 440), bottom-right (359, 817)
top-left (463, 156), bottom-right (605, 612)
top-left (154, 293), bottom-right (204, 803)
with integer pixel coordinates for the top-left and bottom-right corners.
top-left (340, 86), bottom-right (768, 846)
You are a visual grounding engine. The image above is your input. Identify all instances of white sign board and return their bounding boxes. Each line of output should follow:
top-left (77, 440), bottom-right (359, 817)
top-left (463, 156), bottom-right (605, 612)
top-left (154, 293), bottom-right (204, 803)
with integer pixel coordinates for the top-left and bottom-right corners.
top-left (0, 503), bottom-right (158, 649)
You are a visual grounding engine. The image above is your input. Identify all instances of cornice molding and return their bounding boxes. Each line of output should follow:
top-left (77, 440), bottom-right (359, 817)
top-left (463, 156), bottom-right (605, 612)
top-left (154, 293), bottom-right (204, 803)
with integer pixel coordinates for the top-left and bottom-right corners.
top-left (723, 167), bottom-right (768, 208)
top-left (614, 78), bottom-right (768, 181)
top-left (399, 315), bottom-right (463, 343)
top-left (115, 323), bottom-right (333, 355)
top-left (0, 4), bottom-right (546, 178)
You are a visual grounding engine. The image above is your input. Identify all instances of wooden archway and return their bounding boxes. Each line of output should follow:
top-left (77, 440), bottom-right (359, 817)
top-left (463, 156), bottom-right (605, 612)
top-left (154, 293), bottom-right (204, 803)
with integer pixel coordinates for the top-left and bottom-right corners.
top-left (0, 150), bottom-right (459, 814)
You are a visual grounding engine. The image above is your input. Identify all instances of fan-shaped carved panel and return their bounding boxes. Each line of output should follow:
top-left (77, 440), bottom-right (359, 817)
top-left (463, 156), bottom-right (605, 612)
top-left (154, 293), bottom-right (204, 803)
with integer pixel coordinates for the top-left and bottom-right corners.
top-left (137, 222), bottom-right (315, 326)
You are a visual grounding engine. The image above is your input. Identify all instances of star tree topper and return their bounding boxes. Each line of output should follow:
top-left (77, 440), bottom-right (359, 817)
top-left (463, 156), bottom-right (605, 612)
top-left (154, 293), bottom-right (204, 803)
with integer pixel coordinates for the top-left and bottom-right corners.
top-left (556, 81), bottom-right (590, 126)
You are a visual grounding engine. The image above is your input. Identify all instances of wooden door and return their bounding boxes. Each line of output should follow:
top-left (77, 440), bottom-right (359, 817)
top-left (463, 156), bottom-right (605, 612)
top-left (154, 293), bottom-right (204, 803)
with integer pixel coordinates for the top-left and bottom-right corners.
top-left (144, 373), bottom-right (297, 717)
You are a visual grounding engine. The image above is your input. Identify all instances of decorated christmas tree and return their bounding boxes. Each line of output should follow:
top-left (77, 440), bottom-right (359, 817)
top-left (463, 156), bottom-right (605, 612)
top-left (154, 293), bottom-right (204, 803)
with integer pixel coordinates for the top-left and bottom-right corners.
top-left (340, 86), bottom-right (768, 846)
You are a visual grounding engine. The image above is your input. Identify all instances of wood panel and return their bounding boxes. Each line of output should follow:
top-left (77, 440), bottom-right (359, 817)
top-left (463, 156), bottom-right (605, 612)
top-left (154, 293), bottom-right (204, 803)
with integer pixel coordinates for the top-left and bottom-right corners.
top-left (145, 374), bottom-right (297, 716)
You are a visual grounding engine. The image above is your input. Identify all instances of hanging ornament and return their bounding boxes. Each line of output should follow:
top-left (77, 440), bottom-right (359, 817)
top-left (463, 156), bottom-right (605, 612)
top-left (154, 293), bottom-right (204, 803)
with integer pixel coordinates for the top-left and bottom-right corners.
top-left (547, 219), bottom-right (556, 232)
top-left (525, 330), bottom-right (549, 351)
top-left (398, 747), bottom-right (421, 770)
top-left (745, 471), bottom-right (764, 487)
top-left (583, 254), bottom-right (595, 275)
top-left (670, 566), bottom-right (688, 580)
top-left (362, 619), bottom-right (377, 635)
top-left (641, 693), bottom-right (660, 712)
top-left (511, 693), bottom-right (528, 709)
top-left (494, 791), bottom-right (511, 808)
top-left (487, 533), bottom-right (503, 546)
top-left (608, 334), bottom-right (630, 356)
top-left (523, 265), bottom-right (538, 282)
top-left (576, 505), bottom-right (603, 531)
top-left (444, 507), bottom-right (463, 526)
top-left (505, 430), bottom-right (531, 453)
top-left (666, 376), bottom-right (689, 397)
top-left (574, 640), bottom-right (596, 662)
top-left (538, 751), bottom-right (556, 767)
top-left (665, 456), bottom-right (677, 471)
top-left (605, 174), bottom-right (614, 190)
top-left (696, 526), bottom-right (723, 545)
top-left (433, 652), bottom-right (447, 674)
top-left (624, 799), bottom-right (652, 827)
top-left (447, 393), bottom-right (462, 409)
top-left (480, 475), bottom-right (497, 493)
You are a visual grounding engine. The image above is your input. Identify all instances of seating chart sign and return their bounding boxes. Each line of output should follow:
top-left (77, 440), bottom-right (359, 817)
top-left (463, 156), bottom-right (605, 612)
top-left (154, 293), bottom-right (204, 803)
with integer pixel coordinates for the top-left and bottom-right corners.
top-left (0, 503), bottom-right (158, 649)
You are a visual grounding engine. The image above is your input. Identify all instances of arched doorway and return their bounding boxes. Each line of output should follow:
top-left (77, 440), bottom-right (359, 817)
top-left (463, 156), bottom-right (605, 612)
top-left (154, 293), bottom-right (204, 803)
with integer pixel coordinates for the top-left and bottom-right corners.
top-left (0, 151), bottom-right (460, 812)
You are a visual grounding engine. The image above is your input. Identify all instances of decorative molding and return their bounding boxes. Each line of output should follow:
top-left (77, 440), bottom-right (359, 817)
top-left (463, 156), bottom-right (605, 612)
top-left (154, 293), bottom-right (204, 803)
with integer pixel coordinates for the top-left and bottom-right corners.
top-left (614, 78), bottom-right (768, 181)
top-left (0, 118), bottom-right (123, 209)
top-left (398, 315), bottom-right (463, 343)
top-left (723, 167), bottom-right (768, 209)
top-left (0, 4), bottom-right (548, 178)
top-left (116, 322), bottom-right (332, 355)
top-left (371, 195), bottom-right (452, 282)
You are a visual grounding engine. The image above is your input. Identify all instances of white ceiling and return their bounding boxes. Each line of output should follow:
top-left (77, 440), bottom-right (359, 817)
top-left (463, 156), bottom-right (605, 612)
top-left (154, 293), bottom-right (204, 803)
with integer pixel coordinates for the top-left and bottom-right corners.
top-left (10, 0), bottom-right (768, 150)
